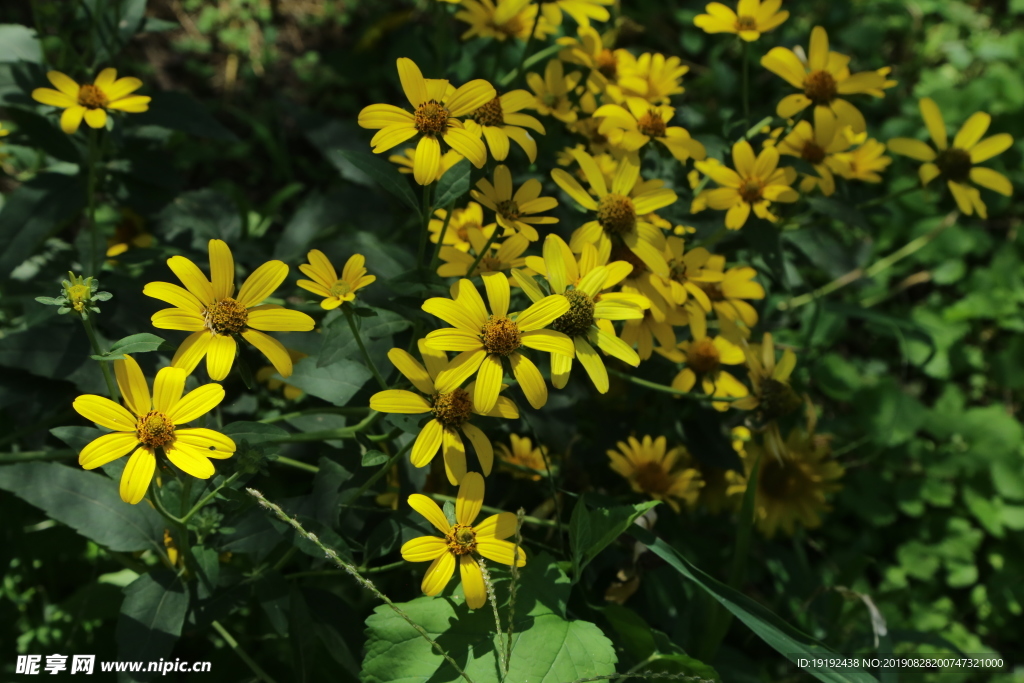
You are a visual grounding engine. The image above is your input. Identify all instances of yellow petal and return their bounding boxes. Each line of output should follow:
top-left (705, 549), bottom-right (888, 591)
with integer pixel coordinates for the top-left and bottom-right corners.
top-left (168, 383), bottom-right (225, 425)
top-left (459, 422), bottom-right (493, 476)
top-left (73, 395), bottom-right (136, 432)
top-left (208, 239), bottom-right (235, 301)
top-left (456, 471), bottom-right (484, 525)
top-left (482, 271), bottom-right (510, 318)
top-left (952, 111), bottom-right (990, 151)
top-left (510, 352), bottom-right (547, 409)
top-left (411, 419), bottom-right (444, 467)
top-left (174, 428), bottom-right (236, 459)
top-left (808, 26), bottom-right (829, 71)
top-left (60, 106), bottom-right (86, 134)
top-left (574, 337), bottom-right (609, 393)
top-left (151, 308), bottom-right (205, 331)
top-left (205, 334), bottom-right (236, 381)
top-left (423, 297), bottom-right (485, 333)
top-left (444, 127), bottom-right (488, 168)
top-left (593, 327), bottom-right (640, 366)
top-left (119, 447), bottom-right (156, 505)
top-left (387, 348), bottom-right (435, 394)
top-left (886, 138), bottom-right (936, 162)
top-left (114, 355), bottom-right (151, 417)
top-left (397, 57), bottom-right (428, 108)
top-left (143, 282), bottom-right (204, 313)
top-left (459, 555), bottom-right (487, 609)
top-left (969, 134), bottom-right (1013, 163)
top-left (475, 512), bottom-right (517, 540)
top-left (420, 551), bottom-right (456, 596)
top-left (241, 329), bottom-right (292, 378)
top-left (442, 427), bottom-right (467, 485)
top-left (237, 260), bottom-right (288, 308)
top-left (414, 135), bottom-right (441, 186)
top-left (551, 168), bottom-right (599, 211)
top-left (434, 349), bottom-right (487, 393)
top-left (93, 68), bottom-right (117, 90)
top-left (106, 95), bottom-right (150, 113)
top-left (170, 331), bottom-right (211, 375)
top-left (472, 353), bottom-right (504, 414)
top-left (47, 70), bottom-right (80, 97)
top-left (969, 167), bottom-right (1012, 196)
top-left (919, 98), bottom-right (947, 151)
top-left (84, 108), bottom-right (106, 129)
top-left (476, 538), bottom-right (527, 567)
top-left (515, 295), bottom-right (570, 331)
top-left (370, 389), bottom-right (432, 414)
top-left (446, 79), bottom-right (497, 117)
top-left (32, 87), bottom-right (77, 108)
top-left (401, 535), bottom-right (447, 562)
top-left (167, 255), bottom-right (215, 304)
top-left (425, 328), bottom-right (484, 352)
top-left (520, 329), bottom-right (575, 355)
top-left (79, 432), bottom-right (138, 469)
top-left (247, 308), bottom-right (315, 332)
top-left (165, 442), bottom-right (215, 479)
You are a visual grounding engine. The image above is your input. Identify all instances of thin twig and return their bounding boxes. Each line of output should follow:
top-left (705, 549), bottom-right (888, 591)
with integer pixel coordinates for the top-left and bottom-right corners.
top-left (211, 619), bottom-right (280, 683)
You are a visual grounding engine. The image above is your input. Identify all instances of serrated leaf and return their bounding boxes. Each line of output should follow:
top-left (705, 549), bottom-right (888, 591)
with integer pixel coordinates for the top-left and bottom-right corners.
top-left (433, 157), bottom-right (472, 209)
top-left (569, 496), bottom-right (658, 582)
top-left (283, 357), bottom-right (371, 406)
top-left (116, 572), bottom-right (189, 682)
top-left (318, 306), bottom-right (410, 368)
top-left (335, 150), bottom-right (421, 217)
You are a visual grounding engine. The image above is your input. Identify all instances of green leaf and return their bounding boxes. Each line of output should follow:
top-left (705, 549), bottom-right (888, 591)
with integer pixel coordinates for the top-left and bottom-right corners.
top-left (569, 496), bottom-right (659, 581)
top-left (0, 24), bottom-right (41, 62)
top-left (133, 91), bottom-right (238, 141)
top-left (361, 450), bottom-right (388, 467)
top-left (273, 191), bottom-right (345, 262)
top-left (221, 421), bottom-right (289, 445)
top-left (361, 556), bottom-right (617, 683)
top-left (283, 357), bottom-right (372, 406)
top-left (629, 526), bottom-right (879, 683)
top-left (744, 218), bottom-right (788, 285)
top-left (50, 425), bottom-right (105, 451)
top-left (155, 188), bottom-right (242, 242)
top-left (0, 173), bottom-right (85, 277)
top-left (318, 306), bottom-right (410, 368)
top-left (116, 572), bottom-right (189, 682)
top-left (806, 196), bottom-right (872, 233)
top-left (335, 149), bottom-right (421, 217)
top-left (0, 462), bottom-right (164, 553)
top-left (433, 157), bottom-right (472, 209)
top-left (92, 333), bottom-right (170, 359)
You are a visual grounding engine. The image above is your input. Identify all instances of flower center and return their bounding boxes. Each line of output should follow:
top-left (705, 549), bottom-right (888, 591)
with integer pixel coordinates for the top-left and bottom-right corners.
top-left (330, 280), bottom-right (352, 297)
top-left (637, 110), bottom-right (667, 138)
top-left (496, 199), bottom-right (520, 222)
top-left (596, 49), bottom-right (618, 79)
top-left (205, 297), bottom-right (248, 335)
top-left (935, 148), bottom-right (972, 183)
top-left (597, 193), bottom-right (637, 235)
top-left (78, 84), bottom-right (108, 110)
top-left (137, 410), bottom-right (175, 448)
top-left (431, 387), bottom-right (474, 427)
top-left (472, 256), bottom-right (504, 276)
top-left (803, 70), bottom-right (837, 106)
top-left (542, 92), bottom-right (559, 108)
top-left (414, 100), bottom-right (450, 137)
top-left (472, 96), bottom-right (505, 127)
top-left (551, 289), bottom-right (596, 338)
top-left (739, 179), bottom-right (764, 204)
top-left (759, 378), bottom-right (802, 420)
top-left (698, 281), bottom-right (725, 301)
top-left (759, 456), bottom-right (810, 499)
top-left (688, 337), bottom-right (721, 375)
top-left (481, 315), bottom-right (522, 356)
top-left (445, 523), bottom-right (477, 555)
top-left (801, 141), bottom-right (826, 165)
top-left (635, 461), bottom-right (671, 494)
top-left (68, 284), bottom-right (90, 311)
top-left (736, 14), bottom-right (758, 31)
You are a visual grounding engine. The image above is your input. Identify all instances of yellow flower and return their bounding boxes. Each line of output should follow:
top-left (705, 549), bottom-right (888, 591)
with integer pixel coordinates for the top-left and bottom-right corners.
top-left (645, 236), bottom-right (722, 338)
top-left (591, 97), bottom-right (706, 162)
top-left (497, 434), bottom-right (551, 480)
top-left (429, 202), bottom-right (490, 252)
top-left (887, 98), bottom-right (1013, 218)
top-left (776, 108), bottom-right (852, 196)
top-left (106, 209), bottom-right (153, 258)
top-left (557, 26), bottom-right (620, 81)
top-left (370, 341), bottom-right (518, 484)
top-left (517, 236), bottom-right (644, 392)
top-left (357, 58), bottom-right (495, 185)
top-left (607, 52), bottom-right (689, 104)
top-left (760, 26), bottom-right (892, 132)
top-left (693, 140), bottom-right (799, 229)
top-left (608, 435), bottom-right (703, 513)
top-left (144, 239), bottom-right (315, 381)
top-left (297, 250), bottom-right (375, 310)
top-left (32, 69), bottom-right (150, 134)
top-left (422, 273), bottom-right (574, 413)
top-left (456, 0), bottom-right (555, 42)
top-left (256, 349), bottom-right (308, 400)
top-left (390, 147), bottom-right (463, 183)
top-left (463, 90), bottom-right (546, 162)
top-left (0, 121), bottom-right (9, 138)
top-left (539, 0), bottom-right (613, 27)
top-left (696, 255), bottom-right (765, 332)
top-left (72, 355), bottom-right (235, 504)
top-left (733, 332), bottom-right (801, 421)
top-left (552, 150), bottom-right (676, 276)
top-left (829, 137), bottom-right (891, 183)
top-left (471, 164), bottom-right (558, 241)
top-left (656, 330), bottom-right (749, 411)
top-left (698, 426), bottom-right (751, 514)
top-left (526, 59), bottom-right (582, 124)
top-left (694, 0), bottom-right (789, 41)
top-left (618, 279), bottom-right (686, 360)
top-left (400, 473), bottom-right (526, 609)
top-left (438, 232), bottom-right (530, 279)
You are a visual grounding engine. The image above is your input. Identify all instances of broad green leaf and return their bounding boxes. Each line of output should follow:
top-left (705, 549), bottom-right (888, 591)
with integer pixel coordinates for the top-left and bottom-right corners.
top-left (155, 188), bottom-right (242, 242)
top-left (0, 24), bottom-right (41, 62)
top-left (93, 333), bottom-right (170, 359)
top-left (0, 173), bottom-right (85, 277)
top-left (221, 421), bottom-right (289, 445)
top-left (433, 157), bottom-right (472, 209)
top-left (335, 149), bottom-right (421, 217)
top-left (630, 526), bottom-right (878, 683)
top-left (273, 191), bottom-right (345, 262)
top-left (133, 91), bottom-right (239, 141)
top-left (318, 306), bottom-right (410, 368)
top-left (116, 572), bottom-right (189, 682)
top-left (569, 496), bottom-right (658, 581)
top-left (282, 357), bottom-right (372, 406)
top-left (50, 425), bottom-right (105, 451)
top-left (0, 462), bottom-right (164, 553)
top-left (6, 108), bottom-right (82, 163)
top-left (361, 450), bottom-right (388, 467)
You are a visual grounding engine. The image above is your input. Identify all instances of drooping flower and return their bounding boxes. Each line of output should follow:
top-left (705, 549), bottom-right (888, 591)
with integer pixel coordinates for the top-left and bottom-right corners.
top-left (32, 68), bottom-right (151, 134)
top-left (400, 473), bottom-right (526, 609)
top-left (144, 239), bottom-right (315, 381)
top-left (655, 330), bottom-right (749, 411)
top-left (647, 236), bottom-right (723, 337)
top-left (357, 58), bottom-right (495, 185)
top-left (592, 97), bottom-right (706, 162)
top-left (608, 435), bottom-right (703, 512)
top-left (552, 150), bottom-right (676, 275)
top-left (692, 140), bottom-right (798, 229)
top-left (557, 26), bottom-right (620, 82)
top-left (428, 202), bottom-right (491, 252)
top-left (526, 59), bottom-right (582, 124)
top-left (606, 52), bottom-right (689, 104)
top-left (497, 434), bottom-right (551, 480)
top-left (73, 355), bottom-right (235, 504)
top-left (733, 332), bottom-right (802, 420)
top-left (456, 0), bottom-right (555, 42)
top-left (887, 98), bottom-right (1013, 218)
top-left (775, 108), bottom-right (851, 196)
top-left (694, 0), bottom-right (789, 41)
top-left (297, 250), bottom-right (375, 310)
top-left (470, 164), bottom-right (558, 242)
top-left (463, 90), bottom-right (546, 162)
top-left (760, 26), bottom-right (892, 132)
top-left (422, 273), bottom-right (574, 413)
top-left (829, 135), bottom-right (891, 183)
top-left (695, 255), bottom-right (765, 332)
top-left (370, 342), bottom-right (518, 484)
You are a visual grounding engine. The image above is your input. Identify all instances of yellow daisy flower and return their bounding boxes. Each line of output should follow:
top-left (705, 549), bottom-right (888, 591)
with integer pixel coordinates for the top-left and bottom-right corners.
top-left (470, 164), bottom-right (558, 242)
top-left (656, 330), bottom-right (749, 411)
top-left (608, 435), bottom-right (703, 513)
top-left (31, 68), bottom-right (151, 134)
top-left (694, 0), bottom-right (789, 41)
top-left (592, 97), bottom-right (706, 162)
top-left (644, 237), bottom-right (722, 338)
top-left (887, 98), bottom-right (1013, 218)
top-left (696, 255), bottom-right (765, 332)
top-left (517, 236), bottom-right (644, 392)
top-left (552, 150), bottom-right (677, 276)
top-left (297, 250), bottom-right (375, 310)
top-left (438, 232), bottom-right (530, 279)
top-left (692, 140), bottom-right (799, 229)
top-left (456, 0), bottom-right (555, 42)
top-left (526, 59), bottom-right (582, 124)
top-left (390, 147), bottom-right (464, 183)
top-left (422, 273), bottom-right (574, 413)
top-left (539, 0), bottom-right (613, 27)
top-left (463, 90), bottom-right (546, 163)
top-left (733, 332), bottom-right (801, 420)
top-left (400, 472), bottom-right (527, 610)
top-left (557, 25), bottom-right (620, 81)
top-left (607, 52), bottom-right (689, 104)
top-left (256, 349), bottom-right (308, 400)
top-left (429, 202), bottom-right (491, 252)
top-left (72, 355), bottom-right (235, 504)
top-left (106, 209), bottom-right (153, 258)
top-left (760, 26), bottom-right (892, 132)
top-left (776, 108), bottom-right (851, 196)
top-left (144, 239), bottom-right (315, 381)
top-left (357, 58), bottom-right (495, 185)
top-left (497, 433), bottom-right (551, 480)
top-left (620, 305), bottom-right (685, 361)
top-left (829, 137), bottom-right (891, 183)
top-left (369, 341), bottom-right (518, 484)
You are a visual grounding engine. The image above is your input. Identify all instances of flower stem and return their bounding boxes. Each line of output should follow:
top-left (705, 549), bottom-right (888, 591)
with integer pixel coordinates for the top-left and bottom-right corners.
top-left (429, 201), bottom-right (456, 273)
top-left (607, 368), bottom-right (746, 402)
top-left (81, 313), bottom-right (118, 401)
top-left (211, 620), bottom-right (280, 683)
top-left (181, 471), bottom-right (242, 525)
top-left (267, 410), bottom-right (381, 443)
top-left (342, 439), bottom-right (413, 509)
top-left (343, 305), bottom-right (388, 390)
top-left (148, 478), bottom-right (185, 526)
top-left (418, 182), bottom-right (434, 269)
top-left (285, 559), bottom-right (408, 579)
top-left (856, 183), bottom-right (921, 209)
top-left (465, 228), bottom-right (500, 279)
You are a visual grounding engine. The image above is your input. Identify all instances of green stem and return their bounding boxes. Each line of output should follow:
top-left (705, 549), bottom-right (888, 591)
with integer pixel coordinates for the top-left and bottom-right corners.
top-left (343, 440), bottom-right (413, 508)
top-left (274, 456), bottom-right (320, 473)
top-left (148, 479), bottom-right (185, 526)
top-left (465, 228), bottom-right (500, 279)
top-left (856, 183), bottom-right (921, 210)
top-left (211, 620), bottom-right (280, 683)
top-left (84, 128), bottom-right (103, 276)
top-left (607, 369), bottom-right (745, 402)
top-left (344, 305), bottom-right (388, 390)
top-left (258, 406), bottom-right (369, 425)
top-left (81, 314), bottom-right (118, 401)
top-left (285, 560), bottom-right (408, 580)
top-left (741, 39), bottom-right (750, 126)
top-left (429, 201), bottom-right (456, 273)
top-left (268, 410), bottom-right (381, 443)
top-left (181, 471), bottom-right (242, 525)
top-left (498, 44), bottom-right (561, 88)
top-left (0, 449), bottom-right (76, 463)
top-left (428, 493), bottom-right (557, 527)
top-left (418, 182), bottom-right (434, 269)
